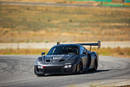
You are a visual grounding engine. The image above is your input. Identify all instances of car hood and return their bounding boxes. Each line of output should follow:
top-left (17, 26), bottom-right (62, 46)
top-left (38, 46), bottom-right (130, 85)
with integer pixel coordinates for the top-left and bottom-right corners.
top-left (42, 55), bottom-right (77, 64)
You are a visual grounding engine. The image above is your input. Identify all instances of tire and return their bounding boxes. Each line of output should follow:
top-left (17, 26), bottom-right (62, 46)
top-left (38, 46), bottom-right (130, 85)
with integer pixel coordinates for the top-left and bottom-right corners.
top-left (75, 61), bottom-right (83, 74)
top-left (91, 59), bottom-right (98, 72)
top-left (86, 54), bottom-right (91, 70)
top-left (34, 67), bottom-right (44, 76)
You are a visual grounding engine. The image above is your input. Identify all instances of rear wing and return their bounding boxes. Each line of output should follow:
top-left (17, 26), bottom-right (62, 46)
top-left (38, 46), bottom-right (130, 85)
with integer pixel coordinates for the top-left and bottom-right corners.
top-left (78, 41), bottom-right (101, 51)
top-left (78, 41), bottom-right (101, 48)
top-left (57, 41), bottom-right (101, 49)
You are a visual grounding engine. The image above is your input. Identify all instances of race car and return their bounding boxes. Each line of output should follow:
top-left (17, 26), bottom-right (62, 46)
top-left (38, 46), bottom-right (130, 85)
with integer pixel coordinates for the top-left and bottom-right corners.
top-left (34, 41), bottom-right (101, 76)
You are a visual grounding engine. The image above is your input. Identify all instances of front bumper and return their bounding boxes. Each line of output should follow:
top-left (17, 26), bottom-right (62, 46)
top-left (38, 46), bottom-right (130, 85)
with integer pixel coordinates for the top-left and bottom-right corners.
top-left (34, 64), bottom-right (75, 75)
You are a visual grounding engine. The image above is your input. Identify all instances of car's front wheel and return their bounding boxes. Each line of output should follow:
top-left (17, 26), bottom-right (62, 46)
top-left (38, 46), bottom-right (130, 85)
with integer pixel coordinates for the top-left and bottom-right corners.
top-left (34, 66), bottom-right (44, 76)
top-left (75, 61), bottom-right (83, 74)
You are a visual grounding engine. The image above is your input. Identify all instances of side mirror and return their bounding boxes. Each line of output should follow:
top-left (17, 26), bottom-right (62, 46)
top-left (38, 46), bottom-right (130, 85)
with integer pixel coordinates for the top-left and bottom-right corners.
top-left (41, 52), bottom-right (45, 56)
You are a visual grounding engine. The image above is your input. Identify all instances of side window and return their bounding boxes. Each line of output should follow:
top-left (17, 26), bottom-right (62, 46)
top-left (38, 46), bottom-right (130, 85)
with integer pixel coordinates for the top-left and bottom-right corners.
top-left (80, 47), bottom-right (86, 55)
top-left (80, 47), bottom-right (83, 55)
top-left (83, 47), bottom-right (87, 54)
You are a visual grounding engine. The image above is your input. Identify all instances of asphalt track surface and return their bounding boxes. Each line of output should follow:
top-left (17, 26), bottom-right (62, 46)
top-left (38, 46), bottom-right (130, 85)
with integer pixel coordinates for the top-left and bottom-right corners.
top-left (0, 55), bottom-right (130, 87)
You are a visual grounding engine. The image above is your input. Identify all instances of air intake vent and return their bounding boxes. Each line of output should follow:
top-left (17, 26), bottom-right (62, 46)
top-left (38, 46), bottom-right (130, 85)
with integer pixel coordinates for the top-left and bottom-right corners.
top-left (59, 59), bottom-right (65, 62)
top-left (46, 60), bottom-right (50, 62)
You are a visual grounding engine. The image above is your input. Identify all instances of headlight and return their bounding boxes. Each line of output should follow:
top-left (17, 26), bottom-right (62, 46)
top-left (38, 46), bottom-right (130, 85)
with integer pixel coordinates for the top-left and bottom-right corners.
top-left (34, 57), bottom-right (46, 69)
top-left (37, 65), bottom-right (46, 69)
top-left (64, 64), bottom-right (72, 68)
top-left (38, 65), bottom-right (43, 69)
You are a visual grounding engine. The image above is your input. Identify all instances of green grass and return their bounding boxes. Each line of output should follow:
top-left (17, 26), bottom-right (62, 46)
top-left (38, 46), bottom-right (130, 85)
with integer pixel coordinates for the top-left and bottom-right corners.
top-left (0, 5), bottom-right (130, 42)
top-left (101, 3), bottom-right (124, 7)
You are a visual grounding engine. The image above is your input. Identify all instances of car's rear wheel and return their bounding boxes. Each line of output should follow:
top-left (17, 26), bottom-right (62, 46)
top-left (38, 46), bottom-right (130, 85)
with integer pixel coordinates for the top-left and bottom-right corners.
top-left (91, 59), bottom-right (98, 72)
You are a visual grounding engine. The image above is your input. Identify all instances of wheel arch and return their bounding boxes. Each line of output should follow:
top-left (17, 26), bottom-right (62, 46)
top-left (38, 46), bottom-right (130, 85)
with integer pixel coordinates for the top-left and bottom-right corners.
top-left (89, 51), bottom-right (98, 69)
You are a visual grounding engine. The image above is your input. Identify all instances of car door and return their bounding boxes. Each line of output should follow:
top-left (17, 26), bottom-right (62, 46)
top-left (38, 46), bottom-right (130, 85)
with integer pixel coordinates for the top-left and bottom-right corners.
top-left (80, 47), bottom-right (88, 70)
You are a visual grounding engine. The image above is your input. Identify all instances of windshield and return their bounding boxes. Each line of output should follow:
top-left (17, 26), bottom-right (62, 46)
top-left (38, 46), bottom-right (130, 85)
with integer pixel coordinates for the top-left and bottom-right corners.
top-left (47, 45), bottom-right (79, 55)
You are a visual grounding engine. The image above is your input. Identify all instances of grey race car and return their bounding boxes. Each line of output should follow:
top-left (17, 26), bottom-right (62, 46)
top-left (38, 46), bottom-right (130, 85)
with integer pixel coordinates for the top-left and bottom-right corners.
top-left (34, 41), bottom-right (101, 76)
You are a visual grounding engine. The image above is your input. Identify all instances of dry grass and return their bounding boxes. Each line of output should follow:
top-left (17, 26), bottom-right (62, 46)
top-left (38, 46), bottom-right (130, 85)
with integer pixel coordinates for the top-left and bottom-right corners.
top-left (0, 49), bottom-right (48, 55)
top-left (92, 47), bottom-right (130, 58)
top-left (0, 48), bottom-right (130, 58)
top-left (0, 0), bottom-right (68, 3)
top-left (90, 84), bottom-right (130, 87)
top-left (0, 5), bottom-right (130, 43)
top-left (0, 0), bottom-right (99, 4)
